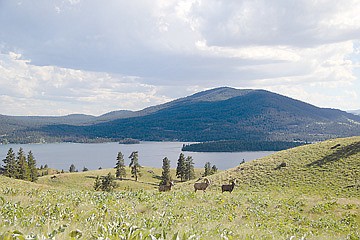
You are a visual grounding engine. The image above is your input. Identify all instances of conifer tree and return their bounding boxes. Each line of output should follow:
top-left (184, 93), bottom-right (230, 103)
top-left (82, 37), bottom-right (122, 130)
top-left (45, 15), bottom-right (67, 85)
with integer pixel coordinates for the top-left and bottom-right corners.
top-left (115, 151), bottom-right (126, 180)
top-left (3, 148), bottom-right (17, 178)
top-left (160, 157), bottom-right (171, 185)
top-left (17, 148), bottom-right (30, 180)
top-left (211, 165), bottom-right (218, 175)
top-left (203, 162), bottom-right (211, 177)
top-left (185, 156), bottom-right (195, 181)
top-left (176, 153), bottom-right (186, 182)
top-left (93, 176), bottom-right (101, 191)
top-left (69, 164), bottom-right (76, 173)
top-left (129, 151), bottom-right (141, 181)
top-left (101, 172), bottom-right (117, 192)
top-left (27, 151), bottom-right (38, 182)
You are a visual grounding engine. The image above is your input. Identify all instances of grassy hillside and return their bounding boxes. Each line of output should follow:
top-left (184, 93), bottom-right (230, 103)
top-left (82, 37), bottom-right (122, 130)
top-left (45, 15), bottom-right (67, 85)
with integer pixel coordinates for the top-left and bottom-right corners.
top-left (36, 167), bottom-right (205, 191)
top-left (207, 136), bottom-right (360, 195)
top-left (1, 137), bottom-right (360, 239)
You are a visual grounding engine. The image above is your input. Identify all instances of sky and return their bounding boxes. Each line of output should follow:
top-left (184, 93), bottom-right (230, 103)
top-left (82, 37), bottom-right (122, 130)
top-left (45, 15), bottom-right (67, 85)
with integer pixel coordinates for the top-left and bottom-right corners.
top-left (1, 0), bottom-right (360, 116)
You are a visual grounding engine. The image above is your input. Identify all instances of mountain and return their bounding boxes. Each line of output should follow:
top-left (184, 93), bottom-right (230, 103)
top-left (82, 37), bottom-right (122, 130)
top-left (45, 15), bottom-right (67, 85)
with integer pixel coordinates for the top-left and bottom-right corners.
top-left (0, 110), bottom-right (139, 138)
top-left (1, 87), bottom-right (360, 143)
top-left (122, 86), bottom-right (253, 117)
top-left (0, 113), bottom-right (94, 134)
top-left (0, 87), bottom-right (253, 137)
top-left (349, 109), bottom-right (360, 115)
top-left (0, 87), bottom-right (246, 137)
top-left (20, 87), bottom-right (360, 143)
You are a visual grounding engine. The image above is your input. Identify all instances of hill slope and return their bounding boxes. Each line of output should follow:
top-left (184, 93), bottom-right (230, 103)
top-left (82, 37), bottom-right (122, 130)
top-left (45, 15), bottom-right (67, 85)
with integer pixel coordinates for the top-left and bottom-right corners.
top-left (37, 88), bottom-right (360, 142)
top-left (1, 137), bottom-right (360, 239)
top-left (2, 87), bottom-right (360, 143)
top-left (207, 136), bottom-right (360, 195)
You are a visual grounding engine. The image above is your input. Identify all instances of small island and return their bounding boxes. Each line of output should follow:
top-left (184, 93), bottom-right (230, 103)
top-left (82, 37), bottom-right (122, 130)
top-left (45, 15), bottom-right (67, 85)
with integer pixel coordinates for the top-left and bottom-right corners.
top-left (118, 138), bottom-right (140, 144)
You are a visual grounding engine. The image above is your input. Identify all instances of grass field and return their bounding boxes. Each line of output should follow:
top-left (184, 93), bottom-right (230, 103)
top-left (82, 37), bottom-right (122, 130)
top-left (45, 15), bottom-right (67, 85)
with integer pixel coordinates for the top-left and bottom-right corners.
top-left (1, 137), bottom-right (360, 239)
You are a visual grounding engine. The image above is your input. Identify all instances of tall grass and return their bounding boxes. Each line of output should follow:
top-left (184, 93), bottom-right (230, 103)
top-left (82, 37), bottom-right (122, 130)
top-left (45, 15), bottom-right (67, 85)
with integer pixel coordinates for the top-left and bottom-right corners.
top-left (1, 137), bottom-right (360, 239)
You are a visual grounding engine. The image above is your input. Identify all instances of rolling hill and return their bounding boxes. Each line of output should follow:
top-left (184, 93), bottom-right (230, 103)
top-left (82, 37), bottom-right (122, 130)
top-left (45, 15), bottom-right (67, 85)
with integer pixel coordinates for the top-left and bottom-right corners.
top-left (207, 136), bottom-right (360, 194)
top-left (1, 137), bottom-right (359, 239)
top-left (1, 87), bottom-right (360, 144)
top-left (16, 136), bottom-right (360, 194)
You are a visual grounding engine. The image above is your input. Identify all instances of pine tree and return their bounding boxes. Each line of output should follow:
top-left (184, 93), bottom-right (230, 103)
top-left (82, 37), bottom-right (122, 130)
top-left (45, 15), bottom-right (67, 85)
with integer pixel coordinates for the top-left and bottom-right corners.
top-left (185, 156), bottom-right (195, 181)
top-left (160, 157), bottom-right (171, 185)
top-left (211, 165), bottom-right (218, 175)
top-left (203, 162), bottom-right (211, 177)
top-left (115, 152), bottom-right (126, 180)
top-left (101, 172), bottom-right (117, 192)
top-left (129, 151), bottom-right (141, 181)
top-left (93, 176), bottom-right (101, 191)
top-left (69, 164), bottom-right (76, 173)
top-left (17, 148), bottom-right (30, 180)
top-left (82, 167), bottom-right (89, 172)
top-left (176, 153), bottom-right (186, 182)
top-left (3, 148), bottom-right (17, 178)
top-left (27, 151), bottom-right (38, 182)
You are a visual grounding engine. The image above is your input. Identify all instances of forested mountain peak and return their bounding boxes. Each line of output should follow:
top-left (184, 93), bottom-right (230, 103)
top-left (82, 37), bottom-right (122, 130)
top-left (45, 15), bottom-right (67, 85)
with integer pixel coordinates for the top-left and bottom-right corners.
top-left (175, 87), bottom-right (255, 103)
top-left (1, 87), bottom-right (360, 144)
top-left (135, 87), bottom-right (256, 115)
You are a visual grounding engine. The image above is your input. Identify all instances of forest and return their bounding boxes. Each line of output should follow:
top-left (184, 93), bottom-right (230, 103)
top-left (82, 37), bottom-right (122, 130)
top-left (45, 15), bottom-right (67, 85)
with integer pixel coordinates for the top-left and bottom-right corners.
top-left (182, 140), bottom-right (307, 152)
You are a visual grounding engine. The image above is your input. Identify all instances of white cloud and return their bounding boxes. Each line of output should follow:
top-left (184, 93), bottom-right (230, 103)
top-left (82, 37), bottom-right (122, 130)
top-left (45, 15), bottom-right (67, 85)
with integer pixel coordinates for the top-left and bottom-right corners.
top-left (0, 52), bottom-right (171, 115)
top-left (0, 0), bottom-right (360, 115)
top-left (190, 0), bottom-right (360, 47)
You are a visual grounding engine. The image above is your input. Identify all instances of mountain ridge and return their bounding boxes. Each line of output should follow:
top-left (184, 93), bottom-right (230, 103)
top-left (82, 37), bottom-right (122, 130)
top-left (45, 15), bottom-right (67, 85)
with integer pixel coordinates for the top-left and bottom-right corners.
top-left (349, 109), bottom-right (360, 115)
top-left (1, 87), bottom-right (360, 144)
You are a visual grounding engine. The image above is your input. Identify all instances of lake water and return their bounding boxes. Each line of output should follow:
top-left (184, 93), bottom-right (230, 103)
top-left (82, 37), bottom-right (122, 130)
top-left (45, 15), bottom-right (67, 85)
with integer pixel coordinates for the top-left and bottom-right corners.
top-left (0, 142), bottom-right (275, 171)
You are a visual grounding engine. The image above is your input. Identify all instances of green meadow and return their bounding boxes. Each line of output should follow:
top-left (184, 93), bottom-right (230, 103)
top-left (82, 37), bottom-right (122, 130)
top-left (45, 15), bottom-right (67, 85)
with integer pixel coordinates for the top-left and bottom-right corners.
top-left (1, 137), bottom-right (360, 239)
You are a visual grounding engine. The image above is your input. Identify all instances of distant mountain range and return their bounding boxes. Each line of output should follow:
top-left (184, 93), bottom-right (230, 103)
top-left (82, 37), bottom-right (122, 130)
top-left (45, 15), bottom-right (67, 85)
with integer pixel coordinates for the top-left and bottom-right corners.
top-left (1, 87), bottom-right (360, 144)
top-left (349, 110), bottom-right (360, 115)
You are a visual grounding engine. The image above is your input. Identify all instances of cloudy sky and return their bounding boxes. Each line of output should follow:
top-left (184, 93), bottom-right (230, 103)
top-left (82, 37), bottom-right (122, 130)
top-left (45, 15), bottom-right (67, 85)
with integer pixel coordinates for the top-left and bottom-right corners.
top-left (1, 0), bottom-right (360, 116)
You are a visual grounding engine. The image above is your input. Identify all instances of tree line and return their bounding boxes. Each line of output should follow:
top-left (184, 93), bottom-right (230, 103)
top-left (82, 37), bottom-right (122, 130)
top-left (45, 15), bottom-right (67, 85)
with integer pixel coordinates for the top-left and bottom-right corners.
top-left (182, 140), bottom-right (306, 152)
top-left (162, 154), bottom-right (217, 185)
top-left (113, 151), bottom-right (200, 184)
top-left (94, 151), bottom-right (141, 192)
top-left (95, 151), bottom-right (217, 192)
top-left (1, 147), bottom-right (217, 191)
top-left (1, 148), bottom-right (39, 182)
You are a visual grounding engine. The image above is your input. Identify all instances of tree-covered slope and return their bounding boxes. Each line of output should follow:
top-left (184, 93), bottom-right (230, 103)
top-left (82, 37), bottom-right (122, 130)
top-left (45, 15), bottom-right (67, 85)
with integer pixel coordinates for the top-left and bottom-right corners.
top-left (0, 114), bottom-right (95, 134)
top-left (36, 89), bottom-right (360, 142)
top-left (2, 87), bottom-right (360, 143)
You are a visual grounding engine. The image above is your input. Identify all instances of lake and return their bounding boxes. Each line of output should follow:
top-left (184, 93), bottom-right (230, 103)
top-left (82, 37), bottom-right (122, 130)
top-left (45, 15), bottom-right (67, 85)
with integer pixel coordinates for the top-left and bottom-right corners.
top-left (0, 142), bottom-right (275, 171)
